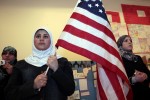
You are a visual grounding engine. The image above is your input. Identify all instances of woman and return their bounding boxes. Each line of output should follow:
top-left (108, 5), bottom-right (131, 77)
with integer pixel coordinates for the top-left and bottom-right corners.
top-left (0, 46), bottom-right (17, 100)
top-left (5, 28), bottom-right (75, 100)
top-left (117, 35), bottom-right (150, 100)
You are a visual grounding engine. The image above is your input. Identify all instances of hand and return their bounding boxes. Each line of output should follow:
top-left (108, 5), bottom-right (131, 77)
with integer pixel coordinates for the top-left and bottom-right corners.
top-left (47, 55), bottom-right (58, 72)
top-left (3, 63), bottom-right (13, 74)
top-left (134, 70), bottom-right (148, 83)
top-left (34, 73), bottom-right (47, 89)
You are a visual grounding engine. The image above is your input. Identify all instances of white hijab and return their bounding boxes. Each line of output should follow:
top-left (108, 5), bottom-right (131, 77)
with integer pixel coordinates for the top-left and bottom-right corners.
top-left (25, 27), bottom-right (59, 67)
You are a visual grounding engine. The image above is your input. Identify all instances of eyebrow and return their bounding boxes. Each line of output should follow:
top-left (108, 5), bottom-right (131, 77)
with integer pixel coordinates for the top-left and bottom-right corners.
top-left (35, 33), bottom-right (49, 36)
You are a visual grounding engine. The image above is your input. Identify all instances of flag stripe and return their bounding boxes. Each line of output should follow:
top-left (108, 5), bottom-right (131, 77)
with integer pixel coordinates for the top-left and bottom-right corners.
top-left (97, 67), bottom-right (118, 100)
top-left (72, 7), bottom-right (116, 43)
top-left (97, 65), bottom-right (127, 100)
top-left (64, 22), bottom-right (121, 60)
top-left (56, 0), bottom-right (132, 99)
top-left (57, 37), bottom-right (129, 83)
top-left (96, 67), bottom-right (108, 100)
top-left (104, 67), bottom-right (126, 99)
top-left (63, 11), bottom-right (127, 73)
top-left (74, 7), bottom-right (112, 35)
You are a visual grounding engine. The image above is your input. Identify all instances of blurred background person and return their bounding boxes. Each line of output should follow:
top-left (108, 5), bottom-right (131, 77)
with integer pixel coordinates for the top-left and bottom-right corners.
top-left (0, 46), bottom-right (17, 100)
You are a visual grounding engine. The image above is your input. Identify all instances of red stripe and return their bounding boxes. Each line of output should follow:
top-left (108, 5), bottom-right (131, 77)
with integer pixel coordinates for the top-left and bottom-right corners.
top-left (104, 68), bottom-right (126, 100)
top-left (96, 67), bottom-right (108, 100)
top-left (63, 25), bottom-right (121, 61)
top-left (56, 1), bottom-right (133, 99)
top-left (127, 88), bottom-right (133, 100)
top-left (71, 12), bottom-right (116, 41)
top-left (56, 40), bottom-right (129, 84)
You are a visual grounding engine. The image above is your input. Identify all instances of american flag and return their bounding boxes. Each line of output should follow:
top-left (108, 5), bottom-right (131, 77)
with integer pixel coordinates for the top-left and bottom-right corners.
top-left (56, 0), bottom-right (132, 99)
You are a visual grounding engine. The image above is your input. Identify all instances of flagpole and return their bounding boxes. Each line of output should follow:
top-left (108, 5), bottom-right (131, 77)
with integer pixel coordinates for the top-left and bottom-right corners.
top-left (72, 0), bottom-right (81, 12)
top-left (38, 49), bottom-right (57, 91)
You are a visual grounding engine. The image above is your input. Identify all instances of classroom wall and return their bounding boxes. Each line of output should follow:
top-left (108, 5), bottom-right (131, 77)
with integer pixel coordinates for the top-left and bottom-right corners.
top-left (0, 0), bottom-right (150, 61)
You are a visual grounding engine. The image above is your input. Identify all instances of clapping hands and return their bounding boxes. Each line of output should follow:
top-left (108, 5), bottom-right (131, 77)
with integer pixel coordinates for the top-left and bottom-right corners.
top-left (134, 70), bottom-right (148, 83)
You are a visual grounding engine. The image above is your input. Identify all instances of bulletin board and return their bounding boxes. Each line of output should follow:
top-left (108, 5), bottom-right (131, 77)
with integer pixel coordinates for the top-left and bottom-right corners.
top-left (68, 61), bottom-right (97, 100)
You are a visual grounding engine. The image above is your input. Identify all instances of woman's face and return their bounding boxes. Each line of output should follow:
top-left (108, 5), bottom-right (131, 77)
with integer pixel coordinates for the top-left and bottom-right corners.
top-left (122, 36), bottom-right (133, 51)
top-left (34, 30), bottom-right (51, 50)
top-left (2, 52), bottom-right (16, 63)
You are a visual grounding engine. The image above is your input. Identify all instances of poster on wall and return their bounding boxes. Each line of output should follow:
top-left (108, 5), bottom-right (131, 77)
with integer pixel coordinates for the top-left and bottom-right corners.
top-left (110, 22), bottom-right (128, 41)
top-left (106, 11), bottom-right (120, 23)
top-left (68, 61), bottom-right (97, 100)
top-left (106, 11), bottom-right (128, 41)
top-left (121, 4), bottom-right (150, 25)
top-left (122, 4), bottom-right (150, 54)
top-left (127, 24), bottom-right (150, 53)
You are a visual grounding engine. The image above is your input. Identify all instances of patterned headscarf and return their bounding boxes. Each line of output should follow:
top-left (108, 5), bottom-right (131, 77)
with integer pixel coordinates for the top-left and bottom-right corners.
top-left (117, 35), bottom-right (137, 62)
top-left (116, 35), bottom-right (128, 48)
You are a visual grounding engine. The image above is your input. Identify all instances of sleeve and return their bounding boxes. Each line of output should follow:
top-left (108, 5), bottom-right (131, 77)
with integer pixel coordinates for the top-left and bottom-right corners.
top-left (4, 62), bottom-right (39, 100)
top-left (51, 57), bottom-right (75, 96)
top-left (136, 56), bottom-right (150, 82)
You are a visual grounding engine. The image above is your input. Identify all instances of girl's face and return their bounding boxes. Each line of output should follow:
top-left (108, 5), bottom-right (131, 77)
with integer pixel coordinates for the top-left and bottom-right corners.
top-left (122, 36), bottom-right (133, 51)
top-left (34, 30), bottom-right (51, 50)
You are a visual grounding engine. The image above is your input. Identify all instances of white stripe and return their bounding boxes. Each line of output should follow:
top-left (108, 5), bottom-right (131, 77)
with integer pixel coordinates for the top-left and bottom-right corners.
top-left (73, 7), bottom-right (121, 54)
top-left (59, 32), bottom-right (126, 74)
top-left (96, 86), bottom-right (101, 100)
top-left (97, 66), bottom-right (118, 100)
top-left (117, 76), bottom-right (129, 99)
top-left (74, 7), bottom-right (112, 31)
top-left (67, 18), bottom-right (119, 52)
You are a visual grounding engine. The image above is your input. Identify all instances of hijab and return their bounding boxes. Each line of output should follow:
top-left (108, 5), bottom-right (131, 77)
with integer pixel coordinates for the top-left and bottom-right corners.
top-left (1, 46), bottom-right (17, 65)
top-left (25, 27), bottom-right (60, 67)
top-left (117, 35), bottom-right (137, 62)
top-left (2, 46), bottom-right (17, 58)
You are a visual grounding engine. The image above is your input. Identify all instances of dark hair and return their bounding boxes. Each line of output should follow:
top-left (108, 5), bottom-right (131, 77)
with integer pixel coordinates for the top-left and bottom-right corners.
top-left (35, 29), bottom-right (48, 35)
top-left (1, 46), bottom-right (17, 58)
top-left (116, 35), bottom-right (129, 48)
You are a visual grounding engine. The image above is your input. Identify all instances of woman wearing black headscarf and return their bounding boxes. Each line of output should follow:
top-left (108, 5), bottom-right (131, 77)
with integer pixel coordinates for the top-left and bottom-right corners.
top-left (0, 46), bottom-right (17, 100)
top-left (117, 35), bottom-right (150, 100)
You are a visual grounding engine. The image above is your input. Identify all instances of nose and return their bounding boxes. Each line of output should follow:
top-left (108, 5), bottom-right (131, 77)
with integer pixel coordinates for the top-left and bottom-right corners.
top-left (128, 40), bottom-right (132, 43)
top-left (5, 53), bottom-right (10, 56)
top-left (40, 37), bottom-right (44, 41)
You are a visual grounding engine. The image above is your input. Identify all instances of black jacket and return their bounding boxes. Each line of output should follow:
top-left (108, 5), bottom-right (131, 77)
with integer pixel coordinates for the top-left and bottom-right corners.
top-left (122, 55), bottom-right (150, 100)
top-left (0, 59), bottom-right (17, 100)
top-left (4, 57), bottom-right (75, 100)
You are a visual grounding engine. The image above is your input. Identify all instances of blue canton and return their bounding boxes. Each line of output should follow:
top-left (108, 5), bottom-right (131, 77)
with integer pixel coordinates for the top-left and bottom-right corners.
top-left (78, 0), bottom-right (108, 22)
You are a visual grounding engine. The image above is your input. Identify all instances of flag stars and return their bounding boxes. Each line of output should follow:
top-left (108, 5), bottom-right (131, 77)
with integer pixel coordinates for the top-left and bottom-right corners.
top-left (95, 3), bottom-right (99, 7)
top-left (84, 0), bottom-right (89, 2)
top-left (99, 9), bottom-right (103, 13)
top-left (88, 4), bottom-right (92, 8)
top-left (91, 0), bottom-right (96, 2)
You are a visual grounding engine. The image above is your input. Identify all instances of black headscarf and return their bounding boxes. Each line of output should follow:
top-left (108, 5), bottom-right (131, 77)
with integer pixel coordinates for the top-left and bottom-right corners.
top-left (1, 46), bottom-right (17, 58)
top-left (1, 46), bottom-right (17, 65)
